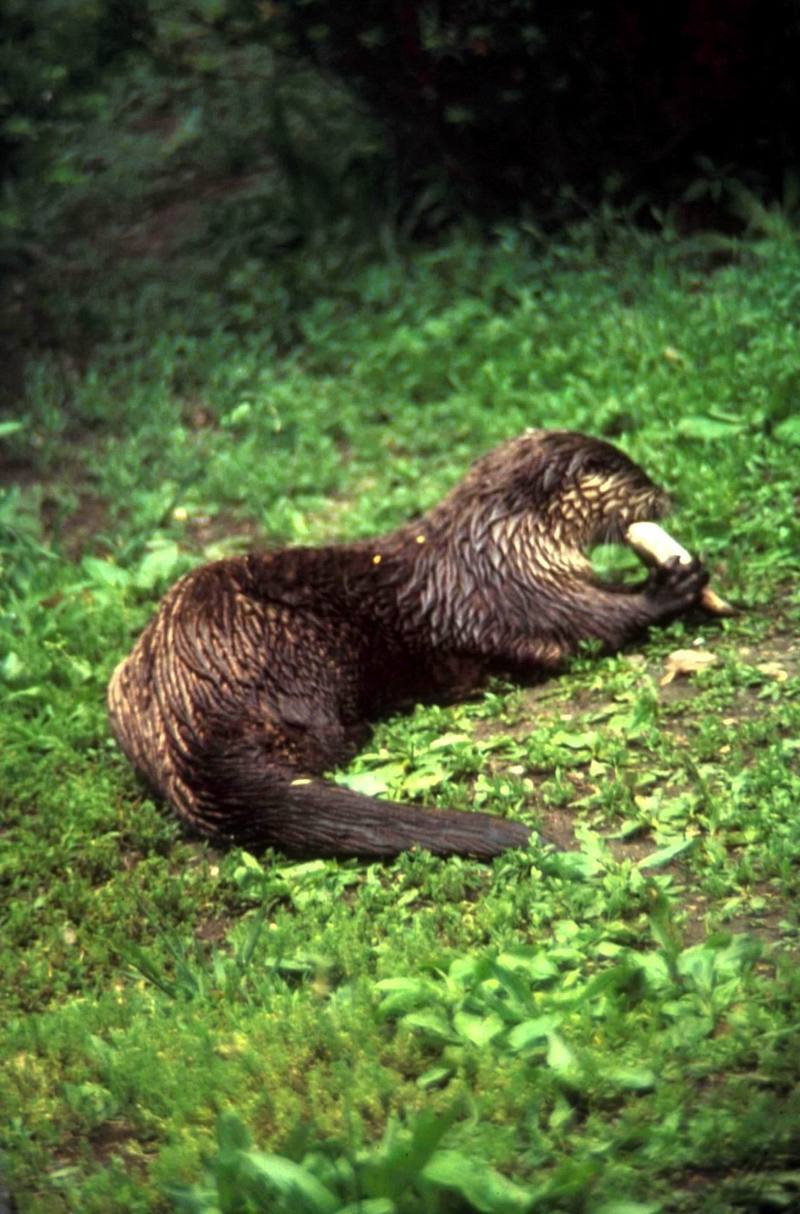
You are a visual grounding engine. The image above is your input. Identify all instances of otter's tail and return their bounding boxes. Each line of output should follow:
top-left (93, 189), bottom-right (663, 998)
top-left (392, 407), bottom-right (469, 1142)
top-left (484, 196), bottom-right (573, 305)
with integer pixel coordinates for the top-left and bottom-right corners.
top-left (256, 776), bottom-right (530, 858)
top-left (176, 745), bottom-right (531, 859)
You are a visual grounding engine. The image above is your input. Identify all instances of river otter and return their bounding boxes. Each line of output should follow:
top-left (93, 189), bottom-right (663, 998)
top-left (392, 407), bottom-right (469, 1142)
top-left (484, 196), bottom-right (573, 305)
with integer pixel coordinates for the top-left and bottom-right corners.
top-left (108, 429), bottom-right (712, 859)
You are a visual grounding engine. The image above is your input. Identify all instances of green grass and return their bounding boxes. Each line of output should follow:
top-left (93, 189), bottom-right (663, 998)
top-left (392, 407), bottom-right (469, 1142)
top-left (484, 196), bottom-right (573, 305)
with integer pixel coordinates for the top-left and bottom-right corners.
top-left (2, 223), bottom-right (800, 1213)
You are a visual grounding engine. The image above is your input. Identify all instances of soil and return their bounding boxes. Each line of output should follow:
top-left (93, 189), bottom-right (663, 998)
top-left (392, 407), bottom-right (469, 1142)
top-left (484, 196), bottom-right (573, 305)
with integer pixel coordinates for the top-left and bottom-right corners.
top-left (483, 620), bottom-right (799, 944)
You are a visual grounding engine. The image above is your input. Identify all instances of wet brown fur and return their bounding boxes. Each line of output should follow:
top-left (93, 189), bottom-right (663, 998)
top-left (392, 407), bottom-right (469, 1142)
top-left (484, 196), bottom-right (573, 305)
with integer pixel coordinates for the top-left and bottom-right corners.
top-left (108, 430), bottom-right (708, 859)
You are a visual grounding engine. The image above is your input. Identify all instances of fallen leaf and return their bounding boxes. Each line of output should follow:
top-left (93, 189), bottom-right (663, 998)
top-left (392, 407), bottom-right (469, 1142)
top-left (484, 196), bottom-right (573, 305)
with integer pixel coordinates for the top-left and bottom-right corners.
top-left (660, 649), bottom-right (719, 685)
top-left (756, 661), bottom-right (789, 683)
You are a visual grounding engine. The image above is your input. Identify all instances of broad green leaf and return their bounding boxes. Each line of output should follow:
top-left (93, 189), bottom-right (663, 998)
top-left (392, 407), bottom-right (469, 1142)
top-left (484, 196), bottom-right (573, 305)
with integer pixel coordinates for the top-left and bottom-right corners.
top-left (507, 1014), bottom-right (562, 1051)
top-left (135, 541), bottom-right (184, 590)
top-left (376, 976), bottom-right (440, 1017)
top-left (428, 731), bottom-right (472, 749)
top-left (676, 945), bottom-right (717, 990)
top-left (166, 1179), bottom-right (221, 1212)
top-left (676, 415), bottom-right (745, 439)
top-left (637, 837), bottom-right (695, 869)
top-left (0, 651), bottom-right (24, 682)
top-left (550, 729), bottom-right (598, 750)
top-left (775, 416), bottom-right (800, 445)
top-left (497, 948), bottom-right (559, 982)
top-left (336, 770), bottom-right (392, 796)
top-left (361, 1106), bottom-right (461, 1197)
top-left (338, 1201), bottom-right (396, 1214)
top-left (241, 1151), bottom-right (338, 1213)
top-left (233, 851), bottom-right (265, 875)
top-left (67, 655), bottom-right (93, 683)
top-left (602, 1066), bottom-right (656, 1092)
top-left (337, 762), bottom-right (406, 796)
top-left (401, 766), bottom-right (449, 794)
top-left (82, 555), bottom-right (130, 588)
top-left (546, 1032), bottom-right (580, 1079)
top-left (551, 851), bottom-right (600, 879)
top-left (632, 952), bottom-right (671, 990)
top-left (279, 861), bottom-right (329, 880)
top-left (417, 1065), bottom-right (453, 1089)
top-left (222, 401), bottom-right (253, 427)
top-left (423, 1150), bottom-right (534, 1212)
top-left (448, 955), bottom-right (488, 984)
top-left (453, 1010), bottom-right (505, 1046)
top-left (592, 1202), bottom-right (662, 1214)
top-left (402, 1010), bottom-right (458, 1042)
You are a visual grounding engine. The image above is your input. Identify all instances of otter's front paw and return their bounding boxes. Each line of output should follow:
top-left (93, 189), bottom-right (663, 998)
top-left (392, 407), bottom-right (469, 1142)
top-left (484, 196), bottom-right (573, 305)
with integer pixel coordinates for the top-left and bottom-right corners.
top-left (645, 556), bottom-right (710, 619)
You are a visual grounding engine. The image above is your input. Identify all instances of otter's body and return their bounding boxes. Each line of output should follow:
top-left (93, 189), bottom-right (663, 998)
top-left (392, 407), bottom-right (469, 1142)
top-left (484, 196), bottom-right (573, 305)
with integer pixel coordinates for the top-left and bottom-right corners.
top-left (108, 430), bottom-right (708, 858)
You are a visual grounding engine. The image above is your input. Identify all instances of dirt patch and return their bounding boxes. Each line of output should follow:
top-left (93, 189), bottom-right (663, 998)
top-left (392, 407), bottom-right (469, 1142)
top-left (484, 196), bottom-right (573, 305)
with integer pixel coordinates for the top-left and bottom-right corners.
top-left (536, 807), bottom-right (579, 851)
top-left (504, 621), bottom-right (799, 738)
top-left (1, 440), bottom-right (268, 563)
top-left (177, 508), bottom-right (263, 557)
top-left (0, 452), bottom-right (39, 488)
top-left (44, 491), bottom-right (113, 560)
top-left (0, 442), bottom-right (113, 559)
top-left (195, 919), bottom-right (232, 948)
top-left (89, 1120), bottom-right (149, 1168)
top-left (479, 613), bottom-right (799, 935)
top-left (117, 173), bottom-right (261, 263)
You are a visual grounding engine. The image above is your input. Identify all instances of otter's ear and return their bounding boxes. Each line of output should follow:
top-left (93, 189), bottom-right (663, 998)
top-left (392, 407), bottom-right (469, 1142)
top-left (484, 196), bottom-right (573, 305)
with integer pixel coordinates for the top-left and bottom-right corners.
top-left (540, 451), bottom-right (593, 495)
top-left (541, 462), bottom-right (563, 494)
top-left (499, 465), bottom-right (558, 514)
top-left (538, 440), bottom-right (602, 494)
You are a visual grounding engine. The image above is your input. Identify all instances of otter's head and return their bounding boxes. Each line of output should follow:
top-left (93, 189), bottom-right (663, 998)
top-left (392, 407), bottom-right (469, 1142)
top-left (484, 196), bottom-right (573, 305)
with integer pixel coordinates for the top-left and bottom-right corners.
top-left (455, 430), bottom-right (671, 569)
top-left (527, 431), bottom-right (669, 545)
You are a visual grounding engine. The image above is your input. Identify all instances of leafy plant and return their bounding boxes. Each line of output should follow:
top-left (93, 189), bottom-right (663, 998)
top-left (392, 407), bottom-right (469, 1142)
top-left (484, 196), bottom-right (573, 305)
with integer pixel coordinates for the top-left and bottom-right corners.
top-left (168, 1106), bottom-right (538, 1214)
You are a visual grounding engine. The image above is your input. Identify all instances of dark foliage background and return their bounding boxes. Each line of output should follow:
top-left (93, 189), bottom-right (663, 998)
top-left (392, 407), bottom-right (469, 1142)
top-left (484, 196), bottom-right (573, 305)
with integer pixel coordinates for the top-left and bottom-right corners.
top-left (277, 0), bottom-right (798, 219)
top-left (2, 0), bottom-right (799, 382)
top-left (3, 0), bottom-right (798, 232)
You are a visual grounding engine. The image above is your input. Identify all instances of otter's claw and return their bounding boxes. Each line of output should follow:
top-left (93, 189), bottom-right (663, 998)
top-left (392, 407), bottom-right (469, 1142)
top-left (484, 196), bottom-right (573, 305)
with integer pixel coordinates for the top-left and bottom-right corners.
top-left (626, 521), bottom-right (733, 616)
top-left (645, 556), bottom-right (710, 618)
